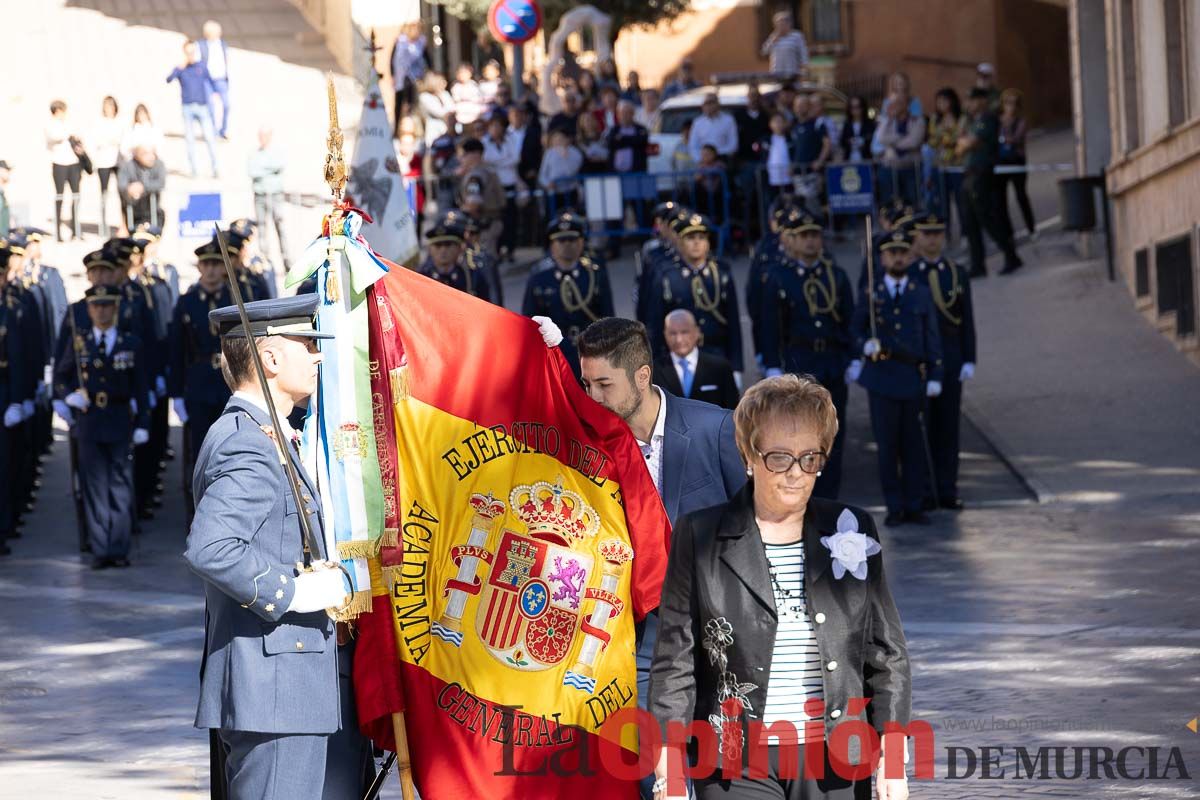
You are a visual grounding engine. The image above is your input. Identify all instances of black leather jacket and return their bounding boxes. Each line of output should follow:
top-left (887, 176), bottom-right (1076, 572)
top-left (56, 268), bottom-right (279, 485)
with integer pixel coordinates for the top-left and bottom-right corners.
top-left (649, 485), bottom-right (911, 761)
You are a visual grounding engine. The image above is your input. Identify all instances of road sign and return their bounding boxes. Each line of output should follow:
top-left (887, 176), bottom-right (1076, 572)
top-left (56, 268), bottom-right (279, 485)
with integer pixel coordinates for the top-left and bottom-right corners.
top-left (488, 0), bottom-right (542, 45)
top-left (825, 163), bottom-right (874, 216)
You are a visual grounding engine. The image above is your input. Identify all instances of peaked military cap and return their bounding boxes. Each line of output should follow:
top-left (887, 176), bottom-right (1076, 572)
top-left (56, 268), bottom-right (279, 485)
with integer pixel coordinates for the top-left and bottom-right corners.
top-left (85, 285), bottom-right (122, 304)
top-left (194, 235), bottom-right (241, 262)
top-left (110, 237), bottom-right (147, 258)
top-left (12, 226), bottom-right (49, 243)
top-left (912, 211), bottom-right (946, 232)
top-left (675, 212), bottom-right (713, 237)
top-left (779, 207), bottom-right (823, 233)
top-left (879, 198), bottom-right (915, 226)
top-left (209, 294), bottom-right (335, 340)
top-left (547, 211), bottom-right (586, 241)
top-left (427, 217), bottom-right (466, 245)
top-left (131, 222), bottom-right (162, 243)
top-left (441, 209), bottom-right (479, 235)
top-left (880, 229), bottom-right (912, 251)
top-left (83, 249), bottom-right (117, 271)
top-left (652, 201), bottom-right (679, 223)
top-left (230, 218), bottom-right (258, 238)
top-left (3, 231), bottom-right (27, 256)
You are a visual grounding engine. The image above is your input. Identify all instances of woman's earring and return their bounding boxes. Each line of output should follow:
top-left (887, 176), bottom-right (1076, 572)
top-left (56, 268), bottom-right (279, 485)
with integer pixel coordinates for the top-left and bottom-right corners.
top-left (746, 467), bottom-right (753, 477)
top-left (816, 471), bottom-right (823, 477)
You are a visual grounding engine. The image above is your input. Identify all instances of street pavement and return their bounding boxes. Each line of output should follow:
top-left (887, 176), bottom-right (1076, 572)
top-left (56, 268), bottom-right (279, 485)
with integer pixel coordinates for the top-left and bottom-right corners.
top-left (2, 5), bottom-right (1199, 796)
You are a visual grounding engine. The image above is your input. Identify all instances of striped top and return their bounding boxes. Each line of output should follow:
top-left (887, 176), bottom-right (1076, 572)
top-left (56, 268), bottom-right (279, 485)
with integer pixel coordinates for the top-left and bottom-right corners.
top-left (761, 540), bottom-right (824, 734)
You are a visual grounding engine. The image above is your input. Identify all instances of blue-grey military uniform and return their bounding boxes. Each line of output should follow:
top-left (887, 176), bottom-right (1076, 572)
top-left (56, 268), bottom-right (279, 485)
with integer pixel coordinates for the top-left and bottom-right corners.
top-left (184, 294), bottom-right (360, 800)
top-left (853, 230), bottom-right (944, 519)
top-left (53, 285), bottom-right (150, 565)
top-left (0, 279), bottom-right (27, 555)
top-left (759, 210), bottom-right (856, 498)
top-left (522, 212), bottom-right (615, 376)
top-left (18, 228), bottom-right (69, 465)
top-left (644, 213), bottom-right (744, 372)
top-left (229, 219), bottom-right (278, 300)
top-left (908, 213), bottom-right (976, 507)
top-left (2, 233), bottom-right (45, 526)
top-left (634, 202), bottom-right (684, 325)
top-left (417, 217), bottom-right (493, 301)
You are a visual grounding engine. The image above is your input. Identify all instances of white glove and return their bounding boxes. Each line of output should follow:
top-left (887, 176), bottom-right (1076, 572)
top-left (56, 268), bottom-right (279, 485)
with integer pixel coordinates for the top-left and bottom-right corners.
top-left (53, 400), bottom-right (73, 425)
top-left (926, 380), bottom-right (943, 398)
top-left (845, 359), bottom-right (863, 384)
top-left (764, 367), bottom-right (783, 378)
top-left (129, 398), bottom-right (138, 415)
top-left (3, 404), bottom-right (22, 428)
top-left (132, 428), bottom-right (150, 446)
top-left (21, 399), bottom-right (34, 419)
top-left (173, 398), bottom-right (188, 424)
top-left (65, 390), bottom-right (90, 411)
top-left (863, 339), bottom-right (881, 358)
top-left (532, 315), bottom-right (563, 348)
top-left (155, 375), bottom-right (167, 397)
top-left (287, 568), bottom-right (350, 614)
top-left (959, 362), bottom-right (975, 382)
top-left (733, 371), bottom-right (743, 391)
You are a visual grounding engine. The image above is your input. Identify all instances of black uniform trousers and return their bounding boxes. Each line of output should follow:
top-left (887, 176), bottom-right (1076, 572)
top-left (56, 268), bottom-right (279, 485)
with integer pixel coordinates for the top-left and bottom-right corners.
top-left (9, 419), bottom-right (35, 518)
top-left (867, 392), bottom-right (927, 515)
top-left (695, 744), bottom-right (868, 799)
top-left (813, 378), bottom-right (848, 501)
top-left (926, 376), bottom-right (963, 502)
top-left (0, 424), bottom-right (12, 539)
top-left (78, 437), bottom-right (134, 558)
top-left (962, 170), bottom-right (1017, 274)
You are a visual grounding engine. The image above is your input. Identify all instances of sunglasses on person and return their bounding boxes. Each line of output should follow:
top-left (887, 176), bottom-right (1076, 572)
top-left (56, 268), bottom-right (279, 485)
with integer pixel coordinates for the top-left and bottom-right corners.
top-left (756, 448), bottom-right (828, 474)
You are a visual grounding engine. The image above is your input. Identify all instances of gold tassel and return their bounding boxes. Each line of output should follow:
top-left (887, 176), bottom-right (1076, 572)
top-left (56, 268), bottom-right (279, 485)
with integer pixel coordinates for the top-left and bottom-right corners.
top-left (333, 589), bottom-right (372, 621)
top-left (367, 556), bottom-right (388, 598)
top-left (337, 539), bottom-right (382, 560)
top-left (389, 367), bottom-right (409, 403)
top-left (325, 270), bottom-right (341, 303)
top-left (380, 527), bottom-right (400, 548)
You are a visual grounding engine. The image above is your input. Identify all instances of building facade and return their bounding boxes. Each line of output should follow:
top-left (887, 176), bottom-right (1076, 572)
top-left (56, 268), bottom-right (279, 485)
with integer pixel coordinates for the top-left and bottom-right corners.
top-left (1073, 0), bottom-right (1200, 362)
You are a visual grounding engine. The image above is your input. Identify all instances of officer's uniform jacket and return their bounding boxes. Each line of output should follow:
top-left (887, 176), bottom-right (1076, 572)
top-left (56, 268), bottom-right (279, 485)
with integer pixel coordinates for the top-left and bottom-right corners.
top-left (522, 255), bottom-right (615, 370)
top-left (417, 255), bottom-right (493, 302)
top-left (53, 326), bottom-right (150, 443)
top-left (167, 284), bottom-right (235, 408)
top-left (247, 254), bottom-right (278, 299)
top-left (853, 276), bottom-right (944, 400)
top-left (909, 256), bottom-right (975, 379)
top-left (6, 284), bottom-right (44, 404)
top-left (746, 232), bottom-right (782, 355)
top-left (635, 239), bottom-right (677, 325)
top-left (759, 254), bottom-right (856, 384)
top-left (649, 488), bottom-right (911, 763)
top-left (464, 245), bottom-right (503, 306)
top-left (647, 257), bottom-right (744, 371)
top-left (0, 294), bottom-right (28, 409)
top-left (184, 395), bottom-right (339, 734)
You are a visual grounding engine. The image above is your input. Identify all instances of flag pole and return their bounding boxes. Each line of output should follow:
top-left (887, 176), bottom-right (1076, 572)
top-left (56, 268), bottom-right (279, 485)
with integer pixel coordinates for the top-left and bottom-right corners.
top-left (326, 71), bottom-right (416, 800)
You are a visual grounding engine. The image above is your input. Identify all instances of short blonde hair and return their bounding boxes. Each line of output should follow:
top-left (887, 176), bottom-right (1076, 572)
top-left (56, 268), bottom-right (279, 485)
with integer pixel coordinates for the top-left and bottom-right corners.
top-left (733, 374), bottom-right (839, 465)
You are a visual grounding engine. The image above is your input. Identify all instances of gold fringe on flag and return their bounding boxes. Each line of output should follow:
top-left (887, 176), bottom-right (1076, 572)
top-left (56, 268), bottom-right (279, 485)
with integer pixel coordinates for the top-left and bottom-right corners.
top-left (334, 589), bottom-right (372, 621)
top-left (390, 366), bottom-right (409, 403)
top-left (380, 527), bottom-right (400, 548)
top-left (338, 538), bottom-right (382, 560)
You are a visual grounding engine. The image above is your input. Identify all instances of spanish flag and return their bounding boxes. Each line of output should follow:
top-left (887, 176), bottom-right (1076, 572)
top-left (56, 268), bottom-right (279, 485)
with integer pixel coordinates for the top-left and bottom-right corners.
top-left (354, 262), bottom-right (671, 798)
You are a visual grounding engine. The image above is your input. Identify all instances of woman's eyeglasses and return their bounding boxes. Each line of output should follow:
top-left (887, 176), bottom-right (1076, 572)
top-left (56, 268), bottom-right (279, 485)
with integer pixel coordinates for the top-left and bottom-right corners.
top-left (756, 449), bottom-right (828, 475)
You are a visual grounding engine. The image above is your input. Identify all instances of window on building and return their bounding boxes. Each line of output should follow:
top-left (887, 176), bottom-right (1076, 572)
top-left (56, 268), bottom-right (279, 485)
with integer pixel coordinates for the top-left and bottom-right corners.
top-left (1164, 0), bottom-right (1187, 126)
top-left (1135, 248), bottom-right (1150, 297)
top-left (1120, 0), bottom-right (1140, 150)
top-left (1156, 234), bottom-right (1196, 337)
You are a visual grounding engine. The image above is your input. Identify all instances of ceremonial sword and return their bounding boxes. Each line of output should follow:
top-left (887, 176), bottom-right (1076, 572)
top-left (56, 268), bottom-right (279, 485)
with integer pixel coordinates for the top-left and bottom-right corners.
top-left (212, 223), bottom-right (351, 616)
top-left (864, 214), bottom-right (880, 358)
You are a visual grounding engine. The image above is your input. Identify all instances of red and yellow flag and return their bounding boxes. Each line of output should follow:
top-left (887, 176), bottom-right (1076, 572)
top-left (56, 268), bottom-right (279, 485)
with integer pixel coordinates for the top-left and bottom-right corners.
top-left (354, 263), bottom-right (671, 798)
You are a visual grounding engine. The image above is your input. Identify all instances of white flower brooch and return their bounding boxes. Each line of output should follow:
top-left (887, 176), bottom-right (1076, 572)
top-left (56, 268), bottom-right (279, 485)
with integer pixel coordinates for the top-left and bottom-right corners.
top-left (820, 509), bottom-right (881, 580)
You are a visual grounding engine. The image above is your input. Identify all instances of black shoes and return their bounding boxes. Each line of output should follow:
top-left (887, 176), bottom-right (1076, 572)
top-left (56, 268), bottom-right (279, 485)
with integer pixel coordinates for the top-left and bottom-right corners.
top-left (940, 497), bottom-right (965, 511)
top-left (91, 556), bottom-right (131, 569)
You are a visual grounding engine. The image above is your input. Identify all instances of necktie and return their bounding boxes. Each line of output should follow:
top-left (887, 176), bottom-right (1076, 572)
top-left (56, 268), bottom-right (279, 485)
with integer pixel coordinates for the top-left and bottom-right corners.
top-left (679, 357), bottom-right (694, 397)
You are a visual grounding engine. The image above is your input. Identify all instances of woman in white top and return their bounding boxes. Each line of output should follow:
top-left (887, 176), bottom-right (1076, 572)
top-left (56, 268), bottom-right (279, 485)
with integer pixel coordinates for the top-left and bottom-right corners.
top-left (120, 104), bottom-right (164, 161)
top-left (93, 96), bottom-right (124, 237)
top-left (450, 63), bottom-right (485, 126)
top-left (45, 99), bottom-right (82, 241)
top-left (418, 72), bottom-right (455, 146)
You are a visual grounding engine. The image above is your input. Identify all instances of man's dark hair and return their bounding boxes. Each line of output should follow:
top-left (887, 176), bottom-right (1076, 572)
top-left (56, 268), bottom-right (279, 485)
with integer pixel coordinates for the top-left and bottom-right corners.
top-left (459, 137), bottom-right (485, 155)
top-left (968, 87), bottom-right (990, 101)
top-left (220, 337), bottom-right (261, 390)
top-left (577, 318), bottom-right (652, 380)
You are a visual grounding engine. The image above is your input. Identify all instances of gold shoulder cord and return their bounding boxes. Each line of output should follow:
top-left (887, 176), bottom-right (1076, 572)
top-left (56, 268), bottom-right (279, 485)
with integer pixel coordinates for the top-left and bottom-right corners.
top-left (462, 262), bottom-right (474, 297)
top-left (927, 260), bottom-right (962, 326)
top-left (691, 259), bottom-right (727, 324)
top-left (803, 258), bottom-right (840, 321)
top-left (561, 269), bottom-right (600, 322)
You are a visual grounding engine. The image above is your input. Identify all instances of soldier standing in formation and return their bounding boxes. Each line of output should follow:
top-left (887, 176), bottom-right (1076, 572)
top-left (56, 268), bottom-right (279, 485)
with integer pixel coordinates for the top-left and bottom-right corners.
top-left (3, 232), bottom-right (47, 529)
top-left (908, 212), bottom-right (976, 510)
top-left (228, 218), bottom-right (278, 300)
top-left (634, 201), bottom-right (682, 324)
top-left (15, 228), bottom-right (67, 470)
top-left (644, 212), bottom-right (743, 385)
top-left (168, 238), bottom-right (245, 520)
top-left (758, 208), bottom-right (856, 498)
top-left (852, 228), bottom-right (944, 526)
top-left (53, 285), bottom-right (150, 568)
top-left (0, 240), bottom-right (29, 557)
top-left (521, 211), bottom-right (614, 376)
top-left (443, 209), bottom-right (504, 306)
top-left (416, 215), bottom-right (494, 301)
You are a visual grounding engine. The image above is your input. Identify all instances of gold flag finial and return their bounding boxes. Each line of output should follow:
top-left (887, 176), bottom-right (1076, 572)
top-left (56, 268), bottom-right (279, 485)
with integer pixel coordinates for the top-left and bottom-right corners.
top-left (324, 73), bottom-right (347, 204)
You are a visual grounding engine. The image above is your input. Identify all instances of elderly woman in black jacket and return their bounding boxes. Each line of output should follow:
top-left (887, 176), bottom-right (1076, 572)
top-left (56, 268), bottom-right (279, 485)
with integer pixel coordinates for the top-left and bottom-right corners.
top-left (649, 374), bottom-right (911, 800)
